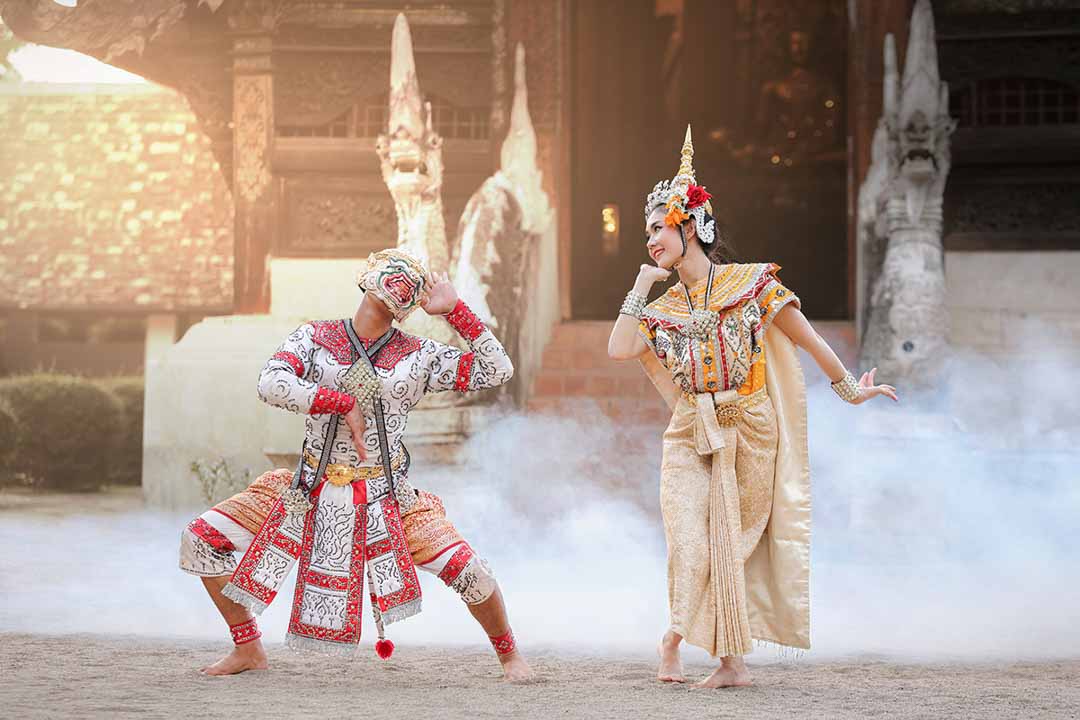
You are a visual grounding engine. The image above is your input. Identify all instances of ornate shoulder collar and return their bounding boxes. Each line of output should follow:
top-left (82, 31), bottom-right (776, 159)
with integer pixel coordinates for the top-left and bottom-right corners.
top-left (705, 263), bottom-right (779, 311)
top-left (369, 331), bottom-right (422, 370)
top-left (312, 320), bottom-right (423, 370)
top-left (642, 263), bottom-right (779, 330)
top-left (311, 320), bottom-right (354, 365)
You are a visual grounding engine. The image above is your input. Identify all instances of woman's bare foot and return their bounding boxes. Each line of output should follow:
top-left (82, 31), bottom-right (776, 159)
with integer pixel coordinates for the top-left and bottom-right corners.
top-left (200, 640), bottom-right (269, 676)
top-left (657, 630), bottom-right (686, 683)
top-left (693, 656), bottom-right (752, 689)
top-left (499, 651), bottom-right (535, 683)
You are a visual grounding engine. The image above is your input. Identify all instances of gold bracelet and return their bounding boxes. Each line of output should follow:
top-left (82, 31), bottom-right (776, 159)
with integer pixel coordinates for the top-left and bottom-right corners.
top-left (831, 371), bottom-right (861, 404)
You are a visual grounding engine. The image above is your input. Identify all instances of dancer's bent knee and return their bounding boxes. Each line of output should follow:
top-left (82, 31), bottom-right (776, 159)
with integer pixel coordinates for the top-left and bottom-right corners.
top-left (178, 511), bottom-right (254, 577)
top-left (431, 542), bottom-right (497, 605)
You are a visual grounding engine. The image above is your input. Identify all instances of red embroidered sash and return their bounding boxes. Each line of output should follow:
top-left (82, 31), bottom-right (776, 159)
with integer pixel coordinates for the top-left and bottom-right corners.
top-left (223, 479), bottom-right (421, 656)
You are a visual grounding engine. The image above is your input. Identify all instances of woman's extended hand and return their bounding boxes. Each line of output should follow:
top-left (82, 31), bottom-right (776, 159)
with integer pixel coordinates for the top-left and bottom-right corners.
top-left (853, 367), bottom-right (898, 404)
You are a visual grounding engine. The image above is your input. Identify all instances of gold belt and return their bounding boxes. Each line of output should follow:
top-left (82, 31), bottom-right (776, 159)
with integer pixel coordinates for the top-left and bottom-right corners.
top-left (683, 387), bottom-right (768, 427)
top-left (303, 450), bottom-right (405, 487)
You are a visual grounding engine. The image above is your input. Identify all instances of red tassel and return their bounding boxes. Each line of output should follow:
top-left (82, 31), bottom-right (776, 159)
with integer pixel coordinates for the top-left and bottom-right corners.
top-left (375, 639), bottom-right (395, 659)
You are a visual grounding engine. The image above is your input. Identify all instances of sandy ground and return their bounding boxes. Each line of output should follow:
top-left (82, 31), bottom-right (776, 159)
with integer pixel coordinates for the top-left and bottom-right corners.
top-left (4, 480), bottom-right (1080, 720)
top-left (2, 633), bottom-right (1079, 720)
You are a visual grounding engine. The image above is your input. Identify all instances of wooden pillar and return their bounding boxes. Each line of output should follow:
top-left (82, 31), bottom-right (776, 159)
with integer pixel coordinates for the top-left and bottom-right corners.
top-left (229, 15), bottom-right (276, 314)
top-left (847, 0), bottom-right (914, 314)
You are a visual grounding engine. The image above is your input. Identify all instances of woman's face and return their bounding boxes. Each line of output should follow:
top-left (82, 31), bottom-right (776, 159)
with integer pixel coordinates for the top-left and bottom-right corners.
top-left (645, 206), bottom-right (688, 269)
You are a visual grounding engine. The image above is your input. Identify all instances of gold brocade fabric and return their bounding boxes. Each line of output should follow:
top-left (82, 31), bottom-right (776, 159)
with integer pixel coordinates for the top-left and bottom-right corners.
top-left (213, 472), bottom-right (464, 565)
top-left (639, 325), bottom-right (812, 654)
top-left (214, 469), bottom-right (293, 535)
top-left (638, 263), bottom-right (799, 396)
top-left (661, 390), bottom-right (777, 657)
top-left (401, 490), bottom-right (466, 565)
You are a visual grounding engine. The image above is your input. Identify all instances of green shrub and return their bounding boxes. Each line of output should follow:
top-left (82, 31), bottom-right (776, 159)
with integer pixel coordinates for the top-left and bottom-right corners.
top-left (98, 376), bottom-right (144, 486)
top-left (0, 373), bottom-right (120, 491)
top-left (0, 400), bottom-right (17, 484)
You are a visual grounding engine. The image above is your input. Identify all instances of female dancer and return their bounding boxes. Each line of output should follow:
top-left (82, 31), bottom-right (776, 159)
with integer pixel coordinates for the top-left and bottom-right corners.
top-left (608, 127), bottom-right (897, 688)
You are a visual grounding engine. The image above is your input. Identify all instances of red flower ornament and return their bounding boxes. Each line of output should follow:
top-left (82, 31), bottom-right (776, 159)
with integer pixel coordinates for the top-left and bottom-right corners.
top-left (686, 184), bottom-right (712, 210)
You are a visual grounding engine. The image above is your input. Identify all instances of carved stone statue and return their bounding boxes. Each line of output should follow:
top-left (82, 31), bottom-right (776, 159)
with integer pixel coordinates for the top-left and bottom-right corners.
top-left (858, 0), bottom-right (956, 387)
top-left (451, 42), bottom-right (549, 365)
top-left (380, 14), bottom-right (551, 402)
top-left (376, 13), bottom-right (450, 278)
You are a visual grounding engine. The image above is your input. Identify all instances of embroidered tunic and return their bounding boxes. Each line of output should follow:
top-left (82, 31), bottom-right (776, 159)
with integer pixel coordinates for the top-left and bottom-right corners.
top-left (205, 300), bottom-right (511, 655)
top-left (257, 299), bottom-right (513, 497)
top-left (638, 263), bottom-right (798, 398)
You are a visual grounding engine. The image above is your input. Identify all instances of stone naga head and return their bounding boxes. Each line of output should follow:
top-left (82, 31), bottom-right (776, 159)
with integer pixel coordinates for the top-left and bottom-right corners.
top-left (376, 13), bottom-right (444, 204)
top-left (883, 0), bottom-right (956, 223)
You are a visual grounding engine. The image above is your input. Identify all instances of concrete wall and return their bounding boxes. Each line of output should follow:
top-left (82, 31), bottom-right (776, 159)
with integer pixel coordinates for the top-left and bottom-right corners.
top-left (269, 258), bottom-right (367, 321)
top-left (142, 314), bottom-right (305, 509)
top-left (946, 251), bottom-right (1080, 359)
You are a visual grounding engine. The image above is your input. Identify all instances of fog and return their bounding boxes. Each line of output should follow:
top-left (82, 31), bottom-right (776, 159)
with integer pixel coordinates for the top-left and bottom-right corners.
top-left (2, 328), bottom-right (1078, 663)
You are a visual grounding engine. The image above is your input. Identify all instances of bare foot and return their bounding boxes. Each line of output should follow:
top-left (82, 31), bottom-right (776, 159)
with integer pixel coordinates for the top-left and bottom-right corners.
top-left (499, 651), bottom-right (535, 683)
top-left (693, 663), bottom-right (752, 689)
top-left (657, 632), bottom-right (686, 683)
top-left (200, 641), bottom-right (269, 676)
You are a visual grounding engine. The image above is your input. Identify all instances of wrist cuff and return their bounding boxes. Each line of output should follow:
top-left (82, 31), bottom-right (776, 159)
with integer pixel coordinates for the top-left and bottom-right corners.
top-left (446, 299), bottom-right (486, 341)
top-left (310, 386), bottom-right (356, 415)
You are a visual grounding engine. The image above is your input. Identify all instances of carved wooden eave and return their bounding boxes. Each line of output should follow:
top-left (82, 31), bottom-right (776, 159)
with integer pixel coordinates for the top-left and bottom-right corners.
top-left (2, 0), bottom-right (513, 313)
top-left (0, 0), bottom-right (501, 183)
top-left (0, 0), bottom-right (234, 177)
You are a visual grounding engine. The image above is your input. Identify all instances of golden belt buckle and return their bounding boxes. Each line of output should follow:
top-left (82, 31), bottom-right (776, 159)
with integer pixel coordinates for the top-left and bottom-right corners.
top-left (716, 401), bottom-right (742, 427)
top-left (324, 464), bottom-right (355, 487)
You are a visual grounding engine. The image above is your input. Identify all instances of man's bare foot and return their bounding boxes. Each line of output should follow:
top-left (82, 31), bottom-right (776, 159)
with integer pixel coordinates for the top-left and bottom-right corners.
top-left (499, 651), bottom-right (534, 683)
top-left (657, 631), bottom-right (686, 683)
top-left (200, 641), bottom-right (269, 676)
top-left (693, 660), bottom-right (752, 689)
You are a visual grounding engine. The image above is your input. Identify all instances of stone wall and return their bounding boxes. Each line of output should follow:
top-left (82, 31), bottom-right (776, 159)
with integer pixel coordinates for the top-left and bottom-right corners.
top-left (0, 83), bottom-right (233, 313)
top-left (947, 251), bottom-right (1080, 358)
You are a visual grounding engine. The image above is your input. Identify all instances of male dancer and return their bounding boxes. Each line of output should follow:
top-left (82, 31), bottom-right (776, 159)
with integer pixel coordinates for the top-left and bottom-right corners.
top-left (179, 249), bottom-right (531, 681)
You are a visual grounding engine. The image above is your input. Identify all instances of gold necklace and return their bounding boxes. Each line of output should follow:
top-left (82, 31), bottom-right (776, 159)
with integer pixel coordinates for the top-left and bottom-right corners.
top-left (682, 263), bottom-right (719, 342)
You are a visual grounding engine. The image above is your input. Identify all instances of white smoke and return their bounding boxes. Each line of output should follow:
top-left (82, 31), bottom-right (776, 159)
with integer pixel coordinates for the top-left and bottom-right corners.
top-left (1, 322), bottom-right (1078, 663)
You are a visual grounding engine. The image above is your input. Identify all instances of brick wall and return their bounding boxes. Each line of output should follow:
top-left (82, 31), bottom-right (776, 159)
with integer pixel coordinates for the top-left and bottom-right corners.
top-left (0, 83), bottom-right (233, 313)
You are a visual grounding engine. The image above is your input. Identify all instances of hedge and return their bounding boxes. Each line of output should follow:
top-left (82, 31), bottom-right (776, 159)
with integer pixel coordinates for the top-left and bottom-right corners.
top-left (0, 400), bottom-right (16, 482)
top-left (0, 373), bottom-right (141, 491)
top-left (97, 376), bottom-right (144, 486)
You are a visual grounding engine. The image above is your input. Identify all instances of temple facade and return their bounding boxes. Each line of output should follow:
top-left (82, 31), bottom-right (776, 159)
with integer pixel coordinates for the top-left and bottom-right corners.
top-left (1, 0), bottom-right (1077, 503)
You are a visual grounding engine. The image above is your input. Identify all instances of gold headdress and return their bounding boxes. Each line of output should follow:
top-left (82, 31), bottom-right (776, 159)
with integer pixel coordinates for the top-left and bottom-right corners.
top-left (644, 124), bottom-right (716, 244)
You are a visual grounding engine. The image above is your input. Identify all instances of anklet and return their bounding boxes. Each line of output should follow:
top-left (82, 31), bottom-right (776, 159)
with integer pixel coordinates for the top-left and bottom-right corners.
top-left (230, 618), bottom-right (261, 646)
top-left (489, 629), bottom-right (517, 656)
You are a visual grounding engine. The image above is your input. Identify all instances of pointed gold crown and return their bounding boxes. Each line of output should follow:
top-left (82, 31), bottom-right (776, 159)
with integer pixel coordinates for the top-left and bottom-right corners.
top-left (644, 124), bottom-right (712, 218)
top-left (675, 124), bottom-right (696, 185)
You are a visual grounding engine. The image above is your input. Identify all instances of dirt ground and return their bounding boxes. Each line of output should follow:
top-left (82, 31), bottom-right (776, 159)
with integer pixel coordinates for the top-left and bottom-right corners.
top-left (2, 633), bottom-right (1079, 720)
top-left (3, 483), bottom-right (1079, 720)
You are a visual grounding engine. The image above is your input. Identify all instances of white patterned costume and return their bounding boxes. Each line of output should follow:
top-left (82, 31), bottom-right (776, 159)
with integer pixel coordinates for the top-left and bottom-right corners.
top-left (179, 298), bottom-right (512, 654)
